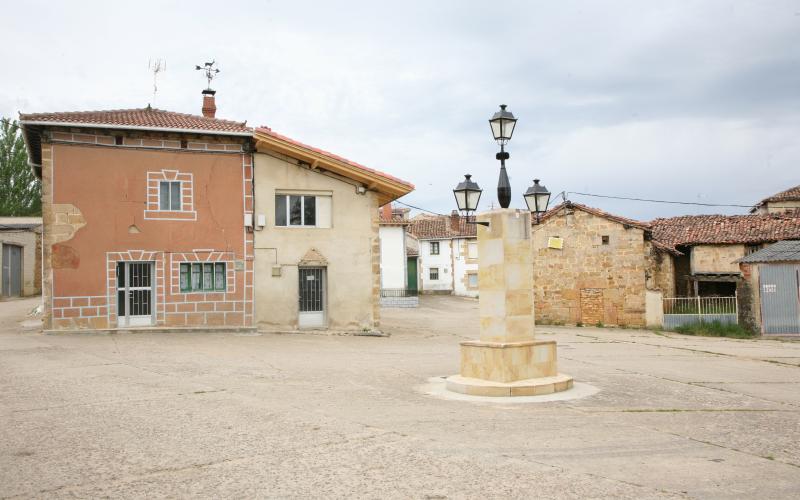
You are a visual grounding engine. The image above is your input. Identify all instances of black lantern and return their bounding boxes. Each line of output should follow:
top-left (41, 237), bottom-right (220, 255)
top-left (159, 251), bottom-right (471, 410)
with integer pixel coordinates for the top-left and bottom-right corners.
top-left (488, 104), bottom-right (517, 209)
top-left (453, 174), bottom-right (483, 213)
top-left (524, 179), bottom-right (551, 222)
top-left (489, 104), bottom-right (517, 145)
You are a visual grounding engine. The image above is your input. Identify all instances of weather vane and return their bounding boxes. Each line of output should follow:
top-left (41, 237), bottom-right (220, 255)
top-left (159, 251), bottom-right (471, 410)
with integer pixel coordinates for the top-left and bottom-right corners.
top-left (195, 60), bottom-right (220, 90)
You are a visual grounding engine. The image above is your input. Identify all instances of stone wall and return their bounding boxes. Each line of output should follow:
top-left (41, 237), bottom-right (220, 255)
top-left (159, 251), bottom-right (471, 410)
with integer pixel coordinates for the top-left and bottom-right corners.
top-left (646, 242), bottom-right (676, 297)
top-left (737, 263), bottom-right (761, 335)
top-left (532, 208), bottom-right (649, 327)
top-left (690, 244), bottom-right (745, 274)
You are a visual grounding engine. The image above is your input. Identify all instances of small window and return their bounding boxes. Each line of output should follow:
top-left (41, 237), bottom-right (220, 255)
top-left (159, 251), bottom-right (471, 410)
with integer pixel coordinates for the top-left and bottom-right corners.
top-left (601, 235), bottom-right (610, 245)
top-left (430, 241), bottom-right (440, 255)
top-left (467, 242), bottom-right (478, 259)
top-left (468, 273), bottom-right (478, 288)
top-left (275, 194), bottom-right (318, 227)
top-left (159, 181), bottom-right (181, 211)
top-left (430, 268), bottom-right (439, 280)
top-left (180, 139), bottom-right (188, 149)
top-left (115, 136), bottom-right (123, 145)
top-left (180, 262), bottom-right (227, 292)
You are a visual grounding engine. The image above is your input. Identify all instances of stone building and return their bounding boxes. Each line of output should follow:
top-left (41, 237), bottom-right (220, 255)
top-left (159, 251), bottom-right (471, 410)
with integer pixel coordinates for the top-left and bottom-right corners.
top-left (650, 212), bottom-right (800, 297)
top-left (750, 185), bottom-right (800, 214)
top-left (532, 202), bottom-right (675, 327)
top-left (408, 212), bottom-right (479, 297)
top-left (0, 217), bottom-right (42, 297)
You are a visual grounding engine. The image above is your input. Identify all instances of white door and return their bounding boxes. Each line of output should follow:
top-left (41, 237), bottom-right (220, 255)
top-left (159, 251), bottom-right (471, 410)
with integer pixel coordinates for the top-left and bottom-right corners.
top-left (298, 267), bottom-right (326, 328)
top-left (117, 262), bottom-right (155, 327)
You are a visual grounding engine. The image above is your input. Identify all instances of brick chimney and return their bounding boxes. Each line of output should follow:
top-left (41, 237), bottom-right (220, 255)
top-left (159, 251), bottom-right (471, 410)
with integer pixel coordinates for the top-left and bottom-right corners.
top-left (381, 203), bottom-right (393, 221)
top-left (450, 210), bottom-right (460, 232)
top-left (202, 89), bottom-right (217, 118)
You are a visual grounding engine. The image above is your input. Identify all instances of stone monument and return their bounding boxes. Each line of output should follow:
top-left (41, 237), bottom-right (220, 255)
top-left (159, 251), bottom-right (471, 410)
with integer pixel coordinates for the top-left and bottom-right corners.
top-left (446, 208), bottom-right (573, 397)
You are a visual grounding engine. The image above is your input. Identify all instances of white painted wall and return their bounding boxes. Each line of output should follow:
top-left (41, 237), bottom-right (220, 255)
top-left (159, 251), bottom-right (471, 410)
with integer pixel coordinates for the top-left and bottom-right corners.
top-left (379, 225), bottom-right (406, 289)
top-left (453, 238), bottom-right (479, 298)
top-left (419, 239), bottom-right (453, 292)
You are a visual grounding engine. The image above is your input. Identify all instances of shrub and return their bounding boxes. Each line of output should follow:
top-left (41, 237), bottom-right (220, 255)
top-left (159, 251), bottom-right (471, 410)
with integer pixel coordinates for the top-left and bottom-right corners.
top-left (672, 321), bottom-right (754, 339)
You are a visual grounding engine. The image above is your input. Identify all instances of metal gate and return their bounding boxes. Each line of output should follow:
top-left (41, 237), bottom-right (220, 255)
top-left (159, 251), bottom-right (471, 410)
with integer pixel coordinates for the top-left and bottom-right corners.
top-left (298, 267), bottom-right (325, 328)
top-left (759, 264), bottom-right (800, 335)
top-left (2, 244), bottom-right (22, 297)
top-left (117, 261), bottom-right (155, 327)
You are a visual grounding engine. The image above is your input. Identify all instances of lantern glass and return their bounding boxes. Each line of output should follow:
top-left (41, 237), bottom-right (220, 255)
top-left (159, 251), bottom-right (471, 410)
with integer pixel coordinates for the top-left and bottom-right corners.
top-left (453, 174), bottom-right (482, 212)
top-left (523, 179), bottom-right (551, 214)
top-left (489, 104), bottom-right (517, 144)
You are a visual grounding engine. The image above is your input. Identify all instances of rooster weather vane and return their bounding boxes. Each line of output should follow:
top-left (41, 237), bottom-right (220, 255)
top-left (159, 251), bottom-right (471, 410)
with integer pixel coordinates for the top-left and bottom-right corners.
top-left (195, 60), bottom-right (220, 90)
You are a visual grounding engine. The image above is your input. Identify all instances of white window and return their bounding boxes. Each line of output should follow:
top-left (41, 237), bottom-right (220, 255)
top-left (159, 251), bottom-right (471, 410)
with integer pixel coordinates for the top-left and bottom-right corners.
top-left (468, 273), bottom-right (478, 288)
top-left (429, 267), bottom-right (439, 280)
top-left (159, 181), bottom-right (181, 211)
top-left (468, 242), bottom-right (478, 259)
top-left (430, 241), bottom-right (440, 255)
top-left (275, 194), bottom-right (331, 228)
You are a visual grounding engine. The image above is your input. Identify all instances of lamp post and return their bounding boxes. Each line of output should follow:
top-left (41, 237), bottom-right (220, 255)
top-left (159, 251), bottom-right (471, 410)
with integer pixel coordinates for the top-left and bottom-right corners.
top-left (489, 104), bottom-right (517, 209)
top-left (523, 179), bottom-right (551, 223)
top-left (444, 106), bottom-right (572, 398)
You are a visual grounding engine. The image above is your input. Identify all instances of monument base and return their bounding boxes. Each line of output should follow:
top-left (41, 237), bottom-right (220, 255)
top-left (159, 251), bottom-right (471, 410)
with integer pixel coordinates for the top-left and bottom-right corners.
top-left (445, 373), bottom-right (574, 397)
top-left (446, 339), bottom-right (574, 397)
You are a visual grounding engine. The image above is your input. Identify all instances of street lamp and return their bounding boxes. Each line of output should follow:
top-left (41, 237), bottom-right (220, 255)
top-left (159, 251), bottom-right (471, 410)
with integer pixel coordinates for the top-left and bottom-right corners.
top-left (453, 174), bottom-right (483, 214)
top-left (489, 104), bottom-right (517, 208)
top-left (523, 178), bottom-right (551, 223)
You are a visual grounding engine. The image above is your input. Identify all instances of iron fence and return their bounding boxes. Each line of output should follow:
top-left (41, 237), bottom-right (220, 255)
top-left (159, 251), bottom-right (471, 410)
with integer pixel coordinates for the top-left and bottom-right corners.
top-left (380, 288), bottom-right (419, 298)
top-left (663, 295), bottom-right (738, 329)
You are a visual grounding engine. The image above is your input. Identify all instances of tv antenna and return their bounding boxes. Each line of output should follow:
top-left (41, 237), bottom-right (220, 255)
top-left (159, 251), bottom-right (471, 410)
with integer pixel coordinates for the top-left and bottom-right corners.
top-left (148, 58), bottom-right (167, 106)
top-left (195, 60), bottom-right (220, 90)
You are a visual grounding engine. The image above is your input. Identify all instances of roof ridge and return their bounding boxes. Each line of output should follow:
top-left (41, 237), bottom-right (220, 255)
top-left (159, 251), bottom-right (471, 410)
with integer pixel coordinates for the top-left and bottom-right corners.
top-left (21, 107), bottom-right (248, 127)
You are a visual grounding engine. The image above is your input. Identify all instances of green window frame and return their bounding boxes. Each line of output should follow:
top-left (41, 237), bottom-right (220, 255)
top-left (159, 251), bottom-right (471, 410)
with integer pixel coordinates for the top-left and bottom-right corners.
top-left (179, 262), bottom-right (227, 292)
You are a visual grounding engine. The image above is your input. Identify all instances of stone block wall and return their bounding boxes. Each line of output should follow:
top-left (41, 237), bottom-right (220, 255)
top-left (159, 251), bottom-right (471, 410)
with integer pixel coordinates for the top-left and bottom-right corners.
top-left (690, 244), bottom-right (745, 274)
top-left (532, 209), bottom-right (648, 327)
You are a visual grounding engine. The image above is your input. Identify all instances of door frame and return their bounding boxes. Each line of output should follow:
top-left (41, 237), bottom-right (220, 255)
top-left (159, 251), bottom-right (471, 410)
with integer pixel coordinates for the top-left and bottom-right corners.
top-left (2, 243), bottom-right (23, 297)
top-left (117, 261), bottom-right (156, 327)
top-left (298, 266), bottom-right (327, 329)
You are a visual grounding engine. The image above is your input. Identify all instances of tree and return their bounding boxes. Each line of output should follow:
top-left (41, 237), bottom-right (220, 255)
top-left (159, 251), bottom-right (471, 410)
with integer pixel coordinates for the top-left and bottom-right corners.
top-left (0, 117), bottom-right (41, 216)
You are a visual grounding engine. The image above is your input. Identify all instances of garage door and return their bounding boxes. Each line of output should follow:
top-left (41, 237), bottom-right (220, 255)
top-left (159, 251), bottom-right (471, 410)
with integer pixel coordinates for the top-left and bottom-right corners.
top-left (2, 244), bottom-right (22, 297)
top-left (759, 264), bottom-right (800, 335)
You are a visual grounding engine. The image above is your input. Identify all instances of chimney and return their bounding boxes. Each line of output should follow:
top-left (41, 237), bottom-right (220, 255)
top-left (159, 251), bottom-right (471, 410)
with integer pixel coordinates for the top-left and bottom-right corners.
top-left (381, 203), bottom-right (393, 221)
top-left (202, 89), bottom-right (217, 118)
top-left (450, 210), bottom-right (460, 232)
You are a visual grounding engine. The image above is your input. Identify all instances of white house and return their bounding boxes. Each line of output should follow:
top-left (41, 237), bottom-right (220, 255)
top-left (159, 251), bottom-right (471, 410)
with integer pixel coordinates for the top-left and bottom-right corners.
top-left (409, 212), bottom-right (478, 298)
top-left (378, 204), bottom-right (417, 307)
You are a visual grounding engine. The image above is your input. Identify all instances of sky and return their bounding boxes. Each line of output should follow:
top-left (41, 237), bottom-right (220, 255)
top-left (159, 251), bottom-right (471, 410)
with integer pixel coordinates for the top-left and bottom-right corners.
top-left (2, 0), bottom-right (798, 220)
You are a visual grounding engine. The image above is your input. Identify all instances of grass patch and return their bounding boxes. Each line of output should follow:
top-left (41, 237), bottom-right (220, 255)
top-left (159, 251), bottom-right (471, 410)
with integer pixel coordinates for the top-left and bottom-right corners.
top-left (672, 320), bottom-right (755, 339)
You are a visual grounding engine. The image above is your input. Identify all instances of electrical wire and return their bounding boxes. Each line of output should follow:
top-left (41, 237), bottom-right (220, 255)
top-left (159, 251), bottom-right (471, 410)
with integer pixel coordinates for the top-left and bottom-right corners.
top-left (393, 199), bottom-right (448, 216)
top-left (565, 191), bottom-right (795, 209)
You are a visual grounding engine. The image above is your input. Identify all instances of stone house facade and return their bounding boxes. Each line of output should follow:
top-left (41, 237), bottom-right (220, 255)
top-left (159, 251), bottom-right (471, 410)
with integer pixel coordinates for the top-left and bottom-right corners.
top-left (650, 212), bottom-right (800, 297)
top-left (532, 203), bottom-right (675, 327)
top-left (251, 128), bottom-right (413, 332)
top-left (408, 212), bottom-right (479, 297)
top-left (20, 98), bottom-right (255, 331)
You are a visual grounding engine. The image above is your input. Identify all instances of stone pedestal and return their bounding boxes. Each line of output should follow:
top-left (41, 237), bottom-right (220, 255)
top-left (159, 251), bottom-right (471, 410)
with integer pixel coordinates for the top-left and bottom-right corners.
top-left (446, 209), bottom-right (573, 397)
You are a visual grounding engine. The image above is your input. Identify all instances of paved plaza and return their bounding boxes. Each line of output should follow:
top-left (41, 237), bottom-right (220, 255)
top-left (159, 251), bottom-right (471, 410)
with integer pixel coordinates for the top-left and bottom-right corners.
top-left (1, 295), bottom-right (799, 499)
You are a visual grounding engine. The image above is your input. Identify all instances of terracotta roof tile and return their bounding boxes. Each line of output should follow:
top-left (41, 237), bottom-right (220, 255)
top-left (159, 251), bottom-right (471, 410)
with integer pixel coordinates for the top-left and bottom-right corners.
top-left (256, 127), bottom-right (414, 190)
top-left (650, 213), bottom-right (800, 250)
top-left (19, 107), bottom-right (251, 134)
top-left (758, 185), bottom-right (800, 204)
top-left (408, 213), bottom-right (476, 240)
top-left (539, 202), bottom-right (651, 231)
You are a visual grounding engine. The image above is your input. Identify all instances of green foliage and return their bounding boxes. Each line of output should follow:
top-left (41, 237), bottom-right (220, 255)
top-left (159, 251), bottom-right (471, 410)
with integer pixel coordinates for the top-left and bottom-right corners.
top-left (0, 118), bottom-right (40, 216)
top-left (575, 322), bottom-right (583, 327)
top-left (595, 321), bottom-right (604, 328)
top-left (673, 321), bottom-right (754, 339)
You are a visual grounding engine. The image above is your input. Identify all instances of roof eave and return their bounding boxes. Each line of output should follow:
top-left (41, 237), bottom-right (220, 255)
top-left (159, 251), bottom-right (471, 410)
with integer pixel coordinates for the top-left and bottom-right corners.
top-left (18, 120), bottom-right (252, 137)
top-left (254, 131), bottom-right (414, 205)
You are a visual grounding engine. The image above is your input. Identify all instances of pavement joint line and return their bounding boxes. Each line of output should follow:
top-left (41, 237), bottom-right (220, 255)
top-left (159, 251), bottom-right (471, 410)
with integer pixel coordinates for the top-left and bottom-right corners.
top-left (660, 430), bottom-right (800, 469)
top-left (559, 354), bottom-right (800, 409)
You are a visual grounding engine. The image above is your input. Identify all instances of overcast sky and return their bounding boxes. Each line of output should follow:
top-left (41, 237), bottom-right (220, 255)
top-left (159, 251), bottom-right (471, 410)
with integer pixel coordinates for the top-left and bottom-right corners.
top-left (2, 1), bottom-right (798, 220)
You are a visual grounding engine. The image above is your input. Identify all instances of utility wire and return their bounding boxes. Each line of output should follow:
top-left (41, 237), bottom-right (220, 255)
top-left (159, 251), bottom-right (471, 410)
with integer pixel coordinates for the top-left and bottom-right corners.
top-left (567, 191), bottom-right (771, 209)
top-left (393, 199), bottom-right (448, 216)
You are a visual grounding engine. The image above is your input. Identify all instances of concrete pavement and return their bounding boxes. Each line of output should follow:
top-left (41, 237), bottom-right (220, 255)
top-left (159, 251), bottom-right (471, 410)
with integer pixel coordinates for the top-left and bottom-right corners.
top-left (1, 295), bottom-right (799, 498)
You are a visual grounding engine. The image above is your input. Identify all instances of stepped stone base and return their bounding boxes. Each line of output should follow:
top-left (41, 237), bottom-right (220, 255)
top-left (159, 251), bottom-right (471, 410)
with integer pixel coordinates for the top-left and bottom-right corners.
top-left (446, 373), bottom-right (574, 397)
top-left (446, 338), bottom-right (573, 397)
